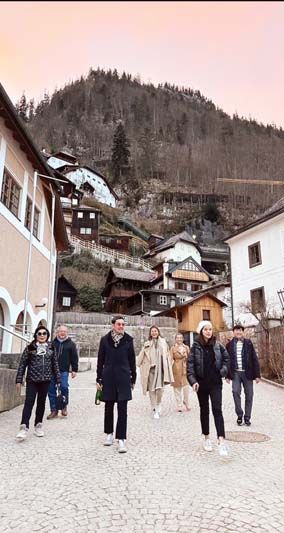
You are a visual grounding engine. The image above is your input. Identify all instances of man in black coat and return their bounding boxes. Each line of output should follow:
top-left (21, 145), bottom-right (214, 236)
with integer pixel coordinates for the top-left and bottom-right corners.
top-left (226, 325), bottom-right (261, 426)
top-left (96, 315), bottom-right (136, 453)
top-left (47, 325), bottom-right (78, 419)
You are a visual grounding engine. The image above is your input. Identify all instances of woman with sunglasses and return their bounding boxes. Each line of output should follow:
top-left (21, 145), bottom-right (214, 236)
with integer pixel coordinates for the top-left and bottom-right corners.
top-left (15, 325), bottom-right (61, 441)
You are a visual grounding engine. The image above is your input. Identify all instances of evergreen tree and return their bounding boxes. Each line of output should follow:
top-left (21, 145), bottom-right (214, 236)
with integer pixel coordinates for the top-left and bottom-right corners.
top-left (15, 93), bottom-right (28, 122)
top-left (78, 286), bottom-right (102, 312)
top-left (111, 122), bottom-right (130, 179)
top-left (28, 99), bottom-right (35, 121)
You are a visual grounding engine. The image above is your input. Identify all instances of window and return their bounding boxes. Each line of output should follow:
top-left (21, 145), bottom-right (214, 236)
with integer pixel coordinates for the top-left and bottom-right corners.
top-left (62, 297), bottom-right (71, 307)
top-left (250, 287), bottom-right (265, 313)
top-left (1, 167), bottom-right (21, 217)
top-left (191, 284), bottom-right (202, 292)
top-left (25, 198), bottom-right (40, 238)
top-left (72, 198), bottom-right (78, 206)
top-left (202, 309), bottom-right (211, 320)
top-left (179, 297), bottom-right (186, 304)
top-left (248, 242), bottom-right (262, 268)
top-left (89, 212), bottom-right (96, 219)
top-left (80, 228), bottom-right (92, 235)
top-left (80, 227), bottom-right (92, 235)
top-left (77, 212), bottom-right (83, 218)
top-left (175, 281), bottom-right (187, 290)
top-left (159, 295), bottom-right (168, 305)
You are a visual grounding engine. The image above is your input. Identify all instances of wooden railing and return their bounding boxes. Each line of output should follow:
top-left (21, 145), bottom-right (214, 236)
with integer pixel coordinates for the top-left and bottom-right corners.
top-left (70, 235), bottom-right (153, 271)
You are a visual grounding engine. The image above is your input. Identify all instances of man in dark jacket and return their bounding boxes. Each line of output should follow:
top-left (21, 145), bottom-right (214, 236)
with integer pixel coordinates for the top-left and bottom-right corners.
top-left (226, 325), bottom-right (261, 426)
top-left (96, 315), bottom-right (136, 453)
top-left (47, 325), bottom-right (78, 419)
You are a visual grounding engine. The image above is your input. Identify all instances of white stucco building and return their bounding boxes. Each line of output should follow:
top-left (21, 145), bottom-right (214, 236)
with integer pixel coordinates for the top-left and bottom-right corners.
top-left (144, 231), bottom-right (202, 263)
top-left (46, 152), bottom-right (118, 208)
top-left (0, 84), bottom-right (68, 353)
top-left (225, 199), bottom-right (284, 327)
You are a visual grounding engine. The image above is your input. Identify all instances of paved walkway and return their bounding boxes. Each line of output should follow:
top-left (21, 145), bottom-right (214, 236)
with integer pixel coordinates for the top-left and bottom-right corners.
top-left (1, 365), bottom-right (284, 533)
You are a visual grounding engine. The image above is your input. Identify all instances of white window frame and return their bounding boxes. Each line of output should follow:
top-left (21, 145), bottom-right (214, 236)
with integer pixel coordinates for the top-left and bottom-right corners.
top-left (77, 212), bottom-right (83, 218)
top-left (159, 295), bottom-right (168, 306)
top-left (89, 212), bottom-right (95, 219)
top-left (62, 296), bottom-right (71, 307)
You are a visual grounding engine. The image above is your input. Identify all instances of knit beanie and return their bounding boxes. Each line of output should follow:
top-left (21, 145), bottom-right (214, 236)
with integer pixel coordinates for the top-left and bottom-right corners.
top-left (196, 320), bottom-right (213, 334)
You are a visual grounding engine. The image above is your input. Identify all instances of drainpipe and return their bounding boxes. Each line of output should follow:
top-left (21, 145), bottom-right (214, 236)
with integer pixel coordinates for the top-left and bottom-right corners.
top-left (139, 291), bottom-right (144, 314)
top-left (228, 246), bottom-right (234, 328)
top-left (47, 184), bottom-right (56, 332)
top-left (23, 170), bottom-right (37, 338)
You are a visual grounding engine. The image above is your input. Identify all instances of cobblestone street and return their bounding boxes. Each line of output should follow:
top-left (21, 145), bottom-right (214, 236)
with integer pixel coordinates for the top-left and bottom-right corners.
top-left (1, 365), bottom-right (284, 533)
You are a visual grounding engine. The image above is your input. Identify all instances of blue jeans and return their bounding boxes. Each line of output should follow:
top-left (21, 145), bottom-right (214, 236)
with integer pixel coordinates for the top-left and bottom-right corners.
top-left (232, 371), bottom-right (254, 421)
top-left (48, 372), bottom-right (69, 412)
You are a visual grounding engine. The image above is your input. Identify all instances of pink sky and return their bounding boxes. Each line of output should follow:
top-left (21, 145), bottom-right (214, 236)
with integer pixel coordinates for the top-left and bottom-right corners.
top-left (1, 1), bottom-right (284, 126)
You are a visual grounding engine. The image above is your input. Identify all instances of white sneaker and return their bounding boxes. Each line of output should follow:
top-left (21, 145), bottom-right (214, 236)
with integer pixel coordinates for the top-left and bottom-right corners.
top-left (153, 410), bottom-right (160, 419)
top-left (118, 439), bottom-right (127, 453)
top-left (104, 433), bottom-right (114, 446)
top-left (156, 404), bottom-right (162, 415)
top-left (16, 424), bottom-right (28, 441)
top-left (203, 438), bottom-right (213, 452)
top-left (218, 442), bottom-right (229, 457)
top-left (34, 423), bottom-right (44, 437)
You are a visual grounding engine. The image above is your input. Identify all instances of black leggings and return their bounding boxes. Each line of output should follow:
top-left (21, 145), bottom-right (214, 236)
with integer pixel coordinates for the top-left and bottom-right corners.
top-left (104, 401), bottom-right (128, 440)
top-left (21, 381), bottom-right (50, 428)
top-left (197, 384), bottom-right (225, 438)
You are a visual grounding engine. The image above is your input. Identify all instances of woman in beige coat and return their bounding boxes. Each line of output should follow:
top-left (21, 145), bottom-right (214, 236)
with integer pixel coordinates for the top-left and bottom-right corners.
top-left (137, 325), bottom-right (174, 419)
top-left (170, 333), bottom-right (190, 412)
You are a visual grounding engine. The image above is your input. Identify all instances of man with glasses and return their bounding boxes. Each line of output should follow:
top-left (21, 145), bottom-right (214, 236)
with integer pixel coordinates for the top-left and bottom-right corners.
top-left (47, 325), bottom-right (78, 419)
top-left (96, 315), bottom-right (136, 453)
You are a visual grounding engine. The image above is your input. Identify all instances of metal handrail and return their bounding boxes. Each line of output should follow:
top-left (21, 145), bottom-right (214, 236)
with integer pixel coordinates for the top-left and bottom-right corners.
top-left (0, 324), bottom-right (31, 343)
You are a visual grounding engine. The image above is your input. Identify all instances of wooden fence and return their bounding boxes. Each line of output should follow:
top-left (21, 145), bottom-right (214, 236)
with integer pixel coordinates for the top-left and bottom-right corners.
top-left (70, 235), bottom-right (153, 271)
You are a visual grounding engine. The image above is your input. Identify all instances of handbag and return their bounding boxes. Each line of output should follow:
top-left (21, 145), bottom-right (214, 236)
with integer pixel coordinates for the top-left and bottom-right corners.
top-left (56, 386), bottom-right (67, 410)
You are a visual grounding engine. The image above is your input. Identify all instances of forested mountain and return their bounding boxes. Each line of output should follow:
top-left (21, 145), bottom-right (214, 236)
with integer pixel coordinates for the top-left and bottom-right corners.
top-left (17, 67), bottom-right (284, 234)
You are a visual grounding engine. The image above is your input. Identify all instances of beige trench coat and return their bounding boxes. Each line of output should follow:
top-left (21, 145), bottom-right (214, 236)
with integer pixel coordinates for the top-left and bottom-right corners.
top-left (137, 337), bottom-right (174, 395)
top-left (170, 343), bottom-right (190, 388)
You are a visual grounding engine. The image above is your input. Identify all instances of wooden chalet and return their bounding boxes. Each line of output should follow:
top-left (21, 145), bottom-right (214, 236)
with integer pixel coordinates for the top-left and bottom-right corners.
top-left (124, 288), bottom-right (191, 316)
top-left (157, 292), bottom-right (227, 345)
top-left (102, 267), bottom-right (156, 313)
top-left (99, 233), bottom-right (133, 253)
top-left (56, 276), bottom-right (77, 311)
top-left (71, 204), bottom-right (100, 242)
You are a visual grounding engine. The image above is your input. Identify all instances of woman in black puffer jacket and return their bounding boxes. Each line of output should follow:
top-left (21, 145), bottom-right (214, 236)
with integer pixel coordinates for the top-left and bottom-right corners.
top-left (15, 325), bottom-right (61, 441)
top-left (187, 320), bottom-right (230, 457)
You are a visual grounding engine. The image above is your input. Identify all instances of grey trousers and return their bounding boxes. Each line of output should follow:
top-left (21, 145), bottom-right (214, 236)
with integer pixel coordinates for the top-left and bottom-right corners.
top-left (232, 371), bottom-right (254, 420)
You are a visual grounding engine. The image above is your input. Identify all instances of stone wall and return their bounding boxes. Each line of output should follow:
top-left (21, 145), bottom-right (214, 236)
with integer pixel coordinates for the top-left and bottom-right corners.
top-left (55, 312), bottom-right (178, 356)
top-left (0, 368), bottom-right (24, 412)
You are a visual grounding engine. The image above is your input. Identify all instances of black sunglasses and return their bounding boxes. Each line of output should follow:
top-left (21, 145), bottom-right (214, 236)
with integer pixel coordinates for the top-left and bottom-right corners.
top-left (37, 331), bottom-right (47, 336)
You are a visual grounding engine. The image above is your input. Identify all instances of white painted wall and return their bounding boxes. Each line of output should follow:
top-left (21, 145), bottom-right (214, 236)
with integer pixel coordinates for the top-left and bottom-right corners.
top-left (64, 167), bottom-right (116, 207)
top-left (227, 213), bottom-right (284, 327)
top-left (215, 286), bottom-right (232, 329)
top-left (155, 242), bottom-right (201, 263)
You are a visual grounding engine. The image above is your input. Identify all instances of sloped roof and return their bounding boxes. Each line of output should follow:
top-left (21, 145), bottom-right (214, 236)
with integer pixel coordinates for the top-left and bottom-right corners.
top-left (144, 230), bottom-right (200, 257)
top-left (112, 268), bottom-right (156, 282)
top-left (225, 196), bottom-right (284, 241)
top-left (156, 291), bottom-right (227, 316)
